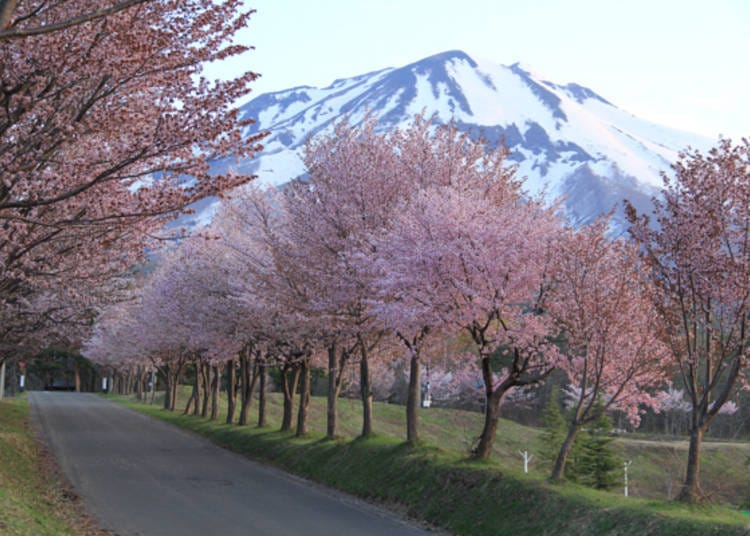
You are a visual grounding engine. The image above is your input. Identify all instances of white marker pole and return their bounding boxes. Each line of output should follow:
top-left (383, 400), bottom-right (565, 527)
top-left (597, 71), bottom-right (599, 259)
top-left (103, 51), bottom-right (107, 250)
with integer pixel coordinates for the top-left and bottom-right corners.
top-left (624, 460), bottom-right (632, 497)
top-left (519, 450), bottom-right (534, 474)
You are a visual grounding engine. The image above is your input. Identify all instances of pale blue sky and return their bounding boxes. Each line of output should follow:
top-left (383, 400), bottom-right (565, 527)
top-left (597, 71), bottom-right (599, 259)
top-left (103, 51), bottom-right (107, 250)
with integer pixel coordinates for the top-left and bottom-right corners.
top-left (215, 0), bottom-right (750, 141)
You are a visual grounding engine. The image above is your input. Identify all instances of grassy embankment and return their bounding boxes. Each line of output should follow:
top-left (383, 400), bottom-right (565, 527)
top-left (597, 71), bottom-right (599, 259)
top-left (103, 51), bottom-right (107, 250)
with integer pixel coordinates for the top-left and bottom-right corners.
top-left (112, 389), bottom-right (750, 536)
top-left (0, 397), bottom-right (80, 536)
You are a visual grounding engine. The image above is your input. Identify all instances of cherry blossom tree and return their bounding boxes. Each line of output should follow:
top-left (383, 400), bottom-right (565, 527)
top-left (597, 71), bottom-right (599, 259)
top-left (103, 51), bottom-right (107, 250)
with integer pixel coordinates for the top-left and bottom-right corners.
top-left (162, 235), bottom-right (249, 420)
top-left (213, 184), bottom-right (324, 435)
top-left (283, 117), bottom-right (404, 438)
top-left (376, 181), bottom-right (562, 459)
top-left (340, 116), bottom-right (564, 457)
top-left (365, 115), bottom-right (522, 443)
top-left (134, 251), bottom-right (202, 410)
top-left (627, 138), bottom-right (750, 502)
top-left (1, 0), bottom-right (264, 357)
top-left (543, 219), bottom-right (670, 481)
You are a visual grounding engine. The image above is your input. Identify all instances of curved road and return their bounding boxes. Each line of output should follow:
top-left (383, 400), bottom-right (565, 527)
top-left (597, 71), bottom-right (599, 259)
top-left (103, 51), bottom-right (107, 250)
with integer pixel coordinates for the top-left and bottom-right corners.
top-left (30, 392), bottom-right (431, 536)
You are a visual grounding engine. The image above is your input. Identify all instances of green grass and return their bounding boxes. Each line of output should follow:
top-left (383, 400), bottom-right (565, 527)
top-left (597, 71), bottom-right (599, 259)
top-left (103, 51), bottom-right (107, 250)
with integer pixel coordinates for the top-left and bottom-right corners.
top-left (112, 390), bottom-right (750, 535)
top-left (0, 397), bottom-right (78, 536)
top-left (137, 388), bottom-right (750, 502)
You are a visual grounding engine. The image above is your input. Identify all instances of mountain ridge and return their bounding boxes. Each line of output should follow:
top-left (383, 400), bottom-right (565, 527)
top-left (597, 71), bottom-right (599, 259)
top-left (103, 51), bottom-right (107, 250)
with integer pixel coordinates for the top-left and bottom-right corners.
top-left (202, 50), bottom-right (712, 231)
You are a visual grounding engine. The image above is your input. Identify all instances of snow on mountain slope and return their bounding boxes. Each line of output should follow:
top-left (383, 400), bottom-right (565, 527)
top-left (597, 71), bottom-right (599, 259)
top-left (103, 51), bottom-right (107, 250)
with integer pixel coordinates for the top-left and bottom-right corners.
top-left (205, 50), bottom-right (712, 231)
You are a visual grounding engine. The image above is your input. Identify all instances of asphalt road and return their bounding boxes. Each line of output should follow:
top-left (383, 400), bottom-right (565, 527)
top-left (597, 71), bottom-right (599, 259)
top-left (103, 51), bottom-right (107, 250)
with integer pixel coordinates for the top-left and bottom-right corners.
top-left (29, 392), bottom-right (431, 536)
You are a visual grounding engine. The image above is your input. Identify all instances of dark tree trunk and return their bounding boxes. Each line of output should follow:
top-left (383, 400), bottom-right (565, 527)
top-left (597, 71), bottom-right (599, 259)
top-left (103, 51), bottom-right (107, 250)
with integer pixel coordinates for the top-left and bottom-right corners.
top-left (129, 371), bottom-right (135, 395)
top-left (192, 363), bottom-right (201, 416)
top-left (471, 345), bottom-right (517, 461)
top-left (164, 370), bottom-right (176, 411)
top-left (162, 367), bottom-right (171, 410)
top-left (326, 343), bottom-right (339, 439)
top-left (280, 364), bottom-right (300, 432)
top-left (677, 426), bottom-right (704, 502)
top-left (184, 380), bottom-right (198, 415)
top-left (187, 365), bottom-right (196, 412)
top-left (210, 365), bottom-right (220, 420)
top-left (7, 359), bottom-right (18, 397)
top-left (141, 368), bottom-right (149, 400)
top-left (257, 362), bottom-right (267, 427)
top-left (74, 362), bottom-right (81, 393)
top-left (239, 353), bottom-right (259, 426)
top-left (675, 356), bottom-right (742, 502)
top-left (226, 358), bottom-right (237, 424)
top-left (325, 343), bottom-right (351, 439)
top-left (406, 353), bottom-right (420, 443)
top-left (200, 363), bottom-right (210, 418)
top-left (238, 350), bottom-right (249, 425)
top-left (149, 370), bottom-right (156, 404)
top-left (6, 360), bottom-right (16, 397)
top-left (472, 387), bottom-right (504, 460)
top-left (296, 356), bottom-right (311, 437)
top-left (169, 372), bottom-right (179, 411)
top-left (135, 367), bottom-right (143, 401)
top-left (359, 343), bottom-right (373, 438)
top-left (550, 423), bottom-right (582, 481)
top-left (168, 360), bottom-right (184, 412)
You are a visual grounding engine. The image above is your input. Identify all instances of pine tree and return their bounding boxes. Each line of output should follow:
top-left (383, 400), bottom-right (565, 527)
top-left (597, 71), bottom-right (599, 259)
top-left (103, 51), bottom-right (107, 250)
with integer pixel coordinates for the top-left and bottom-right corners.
top-left (576, 405), bottom-right (620, 490)
top-left (540, 389), bottom-right (567, 466)
top-left (541, 387), bottom-right (586, 481)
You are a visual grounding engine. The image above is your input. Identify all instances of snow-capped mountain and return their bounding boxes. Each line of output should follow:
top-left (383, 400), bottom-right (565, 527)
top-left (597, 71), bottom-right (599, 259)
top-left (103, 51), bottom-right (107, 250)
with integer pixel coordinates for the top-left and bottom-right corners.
top-left (207, 50), bottom-right (711, 230)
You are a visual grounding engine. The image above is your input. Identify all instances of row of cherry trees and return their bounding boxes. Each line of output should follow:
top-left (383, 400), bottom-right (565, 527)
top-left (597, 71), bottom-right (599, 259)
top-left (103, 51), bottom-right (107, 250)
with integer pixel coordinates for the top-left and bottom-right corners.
top-left (82, 116), bottom-right (750, 504)
top-left (0, 1), bottom-right (263, 366)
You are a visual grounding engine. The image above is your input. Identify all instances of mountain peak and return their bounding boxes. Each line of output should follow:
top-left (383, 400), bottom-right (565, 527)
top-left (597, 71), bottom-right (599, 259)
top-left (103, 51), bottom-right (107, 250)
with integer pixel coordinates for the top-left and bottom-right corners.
top-left (416, 49), bottom-right (477, 67)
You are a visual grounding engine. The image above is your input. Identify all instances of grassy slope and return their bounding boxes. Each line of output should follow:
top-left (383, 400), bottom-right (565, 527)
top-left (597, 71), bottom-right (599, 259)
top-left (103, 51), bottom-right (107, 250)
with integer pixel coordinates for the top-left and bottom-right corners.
top-left (0, 398), bottom-right (78, 536)
top-left (114, 391), bottom-right (750, 536)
